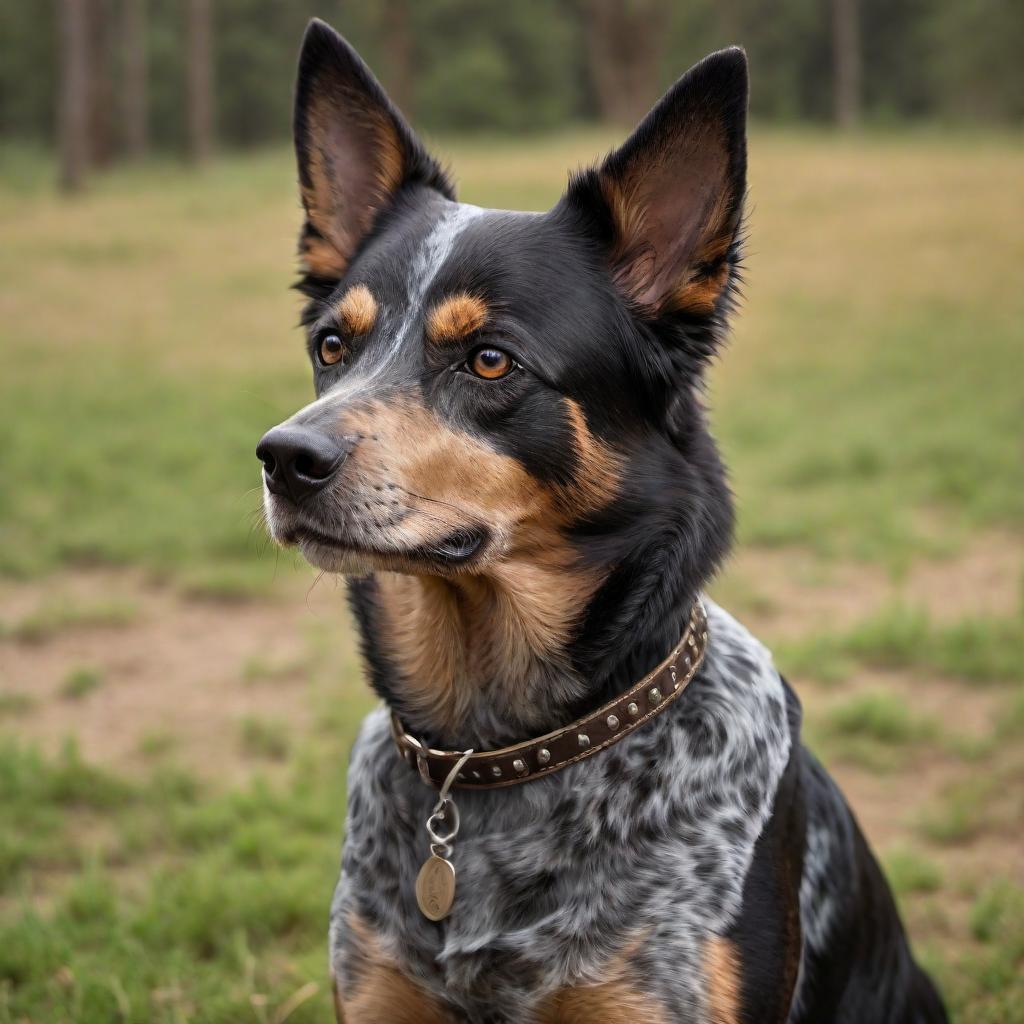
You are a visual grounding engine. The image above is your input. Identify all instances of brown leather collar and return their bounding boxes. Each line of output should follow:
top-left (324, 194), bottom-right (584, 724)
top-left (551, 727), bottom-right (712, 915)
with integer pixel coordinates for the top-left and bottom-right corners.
top-left (391, 601), bottom-right (708, 790)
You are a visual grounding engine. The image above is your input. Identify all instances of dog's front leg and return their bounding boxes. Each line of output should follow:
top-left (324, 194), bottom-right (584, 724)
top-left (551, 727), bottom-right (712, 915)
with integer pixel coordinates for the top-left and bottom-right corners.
top-left (331, 964), bottom-right (457, 1024)
top-left (331, 909), bottom-right (457, 1024)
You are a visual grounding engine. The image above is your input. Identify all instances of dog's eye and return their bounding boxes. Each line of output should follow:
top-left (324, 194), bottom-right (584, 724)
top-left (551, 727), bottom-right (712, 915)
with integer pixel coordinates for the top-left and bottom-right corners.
top-left (467, 347), bottom-right (514, 380)
top-left (318, 333), bottom-right (345, 366)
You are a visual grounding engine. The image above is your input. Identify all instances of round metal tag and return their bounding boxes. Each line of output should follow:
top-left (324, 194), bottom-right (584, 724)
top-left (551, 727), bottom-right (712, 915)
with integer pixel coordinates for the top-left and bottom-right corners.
top-left (416, 855), bottom-right (456, 921)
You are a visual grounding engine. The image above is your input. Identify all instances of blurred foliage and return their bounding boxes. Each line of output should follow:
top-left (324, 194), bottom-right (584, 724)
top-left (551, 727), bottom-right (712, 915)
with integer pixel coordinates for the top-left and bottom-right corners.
top-left (2, 0), bottom-right (1023, 154)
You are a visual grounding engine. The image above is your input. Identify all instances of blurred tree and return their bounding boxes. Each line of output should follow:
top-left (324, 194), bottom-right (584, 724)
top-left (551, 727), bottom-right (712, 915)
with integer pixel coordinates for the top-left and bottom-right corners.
top-left (87, 0), bottom-right (117, 165)
top-left (832, 0), bottom-right (861, 127)
top-left (185, 0), bottom-right (213, 162)
top-left (3, 0), bottom-right (1023, 166)
top-left (380, 0), bottom-right (415, 118)
top-left (120, 0), bottom-right (148, 157)
top-left (58, 0), bottom-right (90, 191)
top-left (582, 0), bottom-right (670, 125)
top-left (922, 0), bottom-right (1024, 122)
top-left (0, 3), bottom-right (57, 145)
top-left (412, 0), bottom-right (583, 132)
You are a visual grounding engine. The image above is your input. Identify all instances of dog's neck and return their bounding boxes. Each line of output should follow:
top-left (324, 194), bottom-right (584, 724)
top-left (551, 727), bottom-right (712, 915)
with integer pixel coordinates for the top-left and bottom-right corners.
top-left (354, 546), bottom-right (698, 750)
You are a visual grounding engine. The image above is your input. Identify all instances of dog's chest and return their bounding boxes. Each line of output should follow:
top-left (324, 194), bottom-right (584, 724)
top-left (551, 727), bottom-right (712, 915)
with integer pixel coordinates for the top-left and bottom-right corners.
top-left (330, 603), bottom-right (791, 1023)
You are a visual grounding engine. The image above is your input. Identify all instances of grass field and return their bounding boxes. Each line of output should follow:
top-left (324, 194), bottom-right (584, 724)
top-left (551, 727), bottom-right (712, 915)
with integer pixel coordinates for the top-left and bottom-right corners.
top-left (1, 129), bottom-right (1022, 1023)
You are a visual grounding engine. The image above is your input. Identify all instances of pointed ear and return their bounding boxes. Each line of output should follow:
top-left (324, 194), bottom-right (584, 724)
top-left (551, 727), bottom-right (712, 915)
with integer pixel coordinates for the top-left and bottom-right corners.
top-left (293, 19), bottom-right (453, 287)
top-left (563, 48), bottom-right (747, 319)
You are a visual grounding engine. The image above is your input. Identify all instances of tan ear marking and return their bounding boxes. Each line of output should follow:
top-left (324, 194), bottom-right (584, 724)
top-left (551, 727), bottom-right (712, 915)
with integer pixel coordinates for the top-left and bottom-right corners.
top-left (301, 95), bottom-right (406, 271)
top-left (336, 284), bottom-right (379, 337)
top-left (426, 293), bottom-right (489, 345)
top-left (300, 232), bottom-right (349, 280)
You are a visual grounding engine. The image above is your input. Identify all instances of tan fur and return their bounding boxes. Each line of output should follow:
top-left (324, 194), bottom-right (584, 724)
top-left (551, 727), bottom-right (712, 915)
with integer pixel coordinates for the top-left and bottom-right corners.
top-left (601, 128), bottom-right (733, 315)
top-left (562, 398), bottom-right (622, 512)
top-left (300, 232), bottom-right (349, 280)
top-left (426, 293), bottom-right (489, 345)
top-left (335, 915), bottom-right (454, 1024)
top-left (666, 261), bottom-right (731, 317)
top-left (336, 284), bottom-right (379, 336)
top-left (538, 939), bottom-right (668, 1024)
top-left (704, 936), bottom-right (742, 1024)
top-left (301, 94), bottom-right (405, 271)
top-left (339, 397), bottom-right (609, 735)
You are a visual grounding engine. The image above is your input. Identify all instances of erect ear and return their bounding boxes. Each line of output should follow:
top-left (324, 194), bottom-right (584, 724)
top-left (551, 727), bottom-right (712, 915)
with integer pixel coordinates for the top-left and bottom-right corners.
top-left (293, 19), bottom-right (453, 288)
top-left (563, 48), bottom-right (747, 319)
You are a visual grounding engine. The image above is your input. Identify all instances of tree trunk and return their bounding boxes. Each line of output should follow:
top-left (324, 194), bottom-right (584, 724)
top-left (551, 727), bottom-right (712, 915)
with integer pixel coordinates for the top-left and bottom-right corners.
top-left (582, 0), bottom-right (670, 126)
top-left (380, 0), bottom-right (415, 119)
top-left (87, 0), bottom-right (116, 167)
top-left (832, 0), bottom-right (861, 128)
top-left (58, 0), bottom-right (90, 192)
top-left (186, 0), bottom-right (214, 163)
top-left (120, 0), bottom-right (148, 158)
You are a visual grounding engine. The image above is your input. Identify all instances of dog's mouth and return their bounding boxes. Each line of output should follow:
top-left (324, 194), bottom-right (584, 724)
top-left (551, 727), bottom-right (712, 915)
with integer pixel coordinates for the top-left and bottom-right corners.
top-left (288, 522), bottom-right (489, 571)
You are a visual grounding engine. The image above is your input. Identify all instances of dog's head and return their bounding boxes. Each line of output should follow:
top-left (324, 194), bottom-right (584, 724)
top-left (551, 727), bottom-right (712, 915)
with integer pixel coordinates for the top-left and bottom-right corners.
top-left (259, 19), bottom-right (746, 619)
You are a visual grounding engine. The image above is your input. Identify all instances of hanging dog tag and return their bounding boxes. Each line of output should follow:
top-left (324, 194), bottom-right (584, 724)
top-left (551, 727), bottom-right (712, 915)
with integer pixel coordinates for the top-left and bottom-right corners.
top-left (416, 855), bottom-right (456, 921)
top-left (415, 749), bottom-right (473, 922)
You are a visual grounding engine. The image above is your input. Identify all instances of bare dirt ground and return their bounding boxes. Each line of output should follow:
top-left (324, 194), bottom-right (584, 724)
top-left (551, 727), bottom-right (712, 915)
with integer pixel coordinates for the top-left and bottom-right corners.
top-left (0, 568), bottom-right (360, 785)
top-left (720, 528), bottom-right (1024, 638)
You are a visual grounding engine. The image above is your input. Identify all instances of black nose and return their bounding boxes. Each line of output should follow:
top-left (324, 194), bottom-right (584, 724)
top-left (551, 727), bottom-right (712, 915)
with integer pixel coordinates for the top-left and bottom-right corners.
top-left (256, 425), bottom-right (347, 503)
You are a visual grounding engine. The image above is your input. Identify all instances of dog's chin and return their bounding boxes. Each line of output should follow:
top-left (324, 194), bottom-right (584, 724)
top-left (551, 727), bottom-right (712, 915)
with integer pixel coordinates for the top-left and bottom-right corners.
top-left (279, 521), bottom-right (490, 577)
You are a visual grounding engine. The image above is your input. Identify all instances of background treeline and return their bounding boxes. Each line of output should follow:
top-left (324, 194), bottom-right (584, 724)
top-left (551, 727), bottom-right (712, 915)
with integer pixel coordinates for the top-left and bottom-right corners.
top-left (2, 0), bottom-right (1022, 186)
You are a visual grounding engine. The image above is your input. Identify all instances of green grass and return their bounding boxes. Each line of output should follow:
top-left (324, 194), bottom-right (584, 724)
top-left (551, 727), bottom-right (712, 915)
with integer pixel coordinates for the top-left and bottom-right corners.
top-left (777, 604), bottom-right (1024, 685)
top-left (947, 881), bottom-right (1024, 1023)
top-left (59, 667), bottom-right (104, 701)
top-left (806, 690), bottom-right (941, 771)
top-left (0, 730), bottom-right (360, 1022)
top-left (825, 691), bottom-right (938, 745)
top-left (884, 847), bottom-right (944, 896)
top-left (242, 654), bottom-right (310, 685)
top-left (239, 717), bottom-right (291, 761)
top-left (9, 598), bottom-right (139, 644)
top-left (917, 777), bottom-right (999, 845)
top-left (1, 133), bottom-right (1022, 1021)
top-left (0, 693), bottom-right (35, 717)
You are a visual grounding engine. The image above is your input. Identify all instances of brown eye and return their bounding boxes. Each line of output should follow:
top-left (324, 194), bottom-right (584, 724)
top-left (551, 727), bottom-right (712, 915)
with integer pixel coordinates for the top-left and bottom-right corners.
top-left (468, 347), bottom-right (514, 380)
top-left (319, 333), bottom-right (345, 366)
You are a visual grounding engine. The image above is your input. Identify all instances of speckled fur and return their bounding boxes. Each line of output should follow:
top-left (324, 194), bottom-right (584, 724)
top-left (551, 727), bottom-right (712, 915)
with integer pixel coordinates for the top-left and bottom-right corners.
top-left (330, 601), bottom-right (790, 1022)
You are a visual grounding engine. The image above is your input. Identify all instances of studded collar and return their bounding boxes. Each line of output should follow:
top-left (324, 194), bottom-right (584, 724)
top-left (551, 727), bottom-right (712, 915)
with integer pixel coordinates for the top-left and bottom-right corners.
top-left (390, 601), bottom-right (709, 790)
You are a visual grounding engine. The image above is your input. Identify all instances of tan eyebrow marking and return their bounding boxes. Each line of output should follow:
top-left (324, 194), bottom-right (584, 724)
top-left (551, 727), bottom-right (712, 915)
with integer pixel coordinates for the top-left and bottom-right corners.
top-left (426, 293), bottom-right (488, 345)
top-left (335, 284), bottom-right (378, 336)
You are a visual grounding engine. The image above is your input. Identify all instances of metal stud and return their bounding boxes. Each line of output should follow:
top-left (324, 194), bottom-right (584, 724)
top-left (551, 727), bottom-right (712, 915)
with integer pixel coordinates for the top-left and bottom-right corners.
top-left (606, 714), bottom-right (620, 731)
top-left (649, 686), bottom-right (662, 704)
top-left (627, 702), bottom-right (639, 716)
top-left (538, 748), bottom-right (551, 765)
top-left (577, 733), bottom-right (590, 748)
top-left (491, 765), bottom-right (502, 778)
top-left (513, 758), bottom-right (528, 777)
top-left (471, 770), bottom-right (481, 780)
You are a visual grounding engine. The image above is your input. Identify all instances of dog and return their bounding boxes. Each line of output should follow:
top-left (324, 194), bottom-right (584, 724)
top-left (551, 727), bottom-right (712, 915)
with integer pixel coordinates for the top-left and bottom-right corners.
top-left (257, 18), bottom-right (948, 1024)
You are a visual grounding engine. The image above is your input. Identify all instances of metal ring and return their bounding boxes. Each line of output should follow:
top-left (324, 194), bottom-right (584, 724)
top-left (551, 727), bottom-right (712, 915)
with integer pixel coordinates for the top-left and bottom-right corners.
top-left (427, 799), bottom-right (460, 847)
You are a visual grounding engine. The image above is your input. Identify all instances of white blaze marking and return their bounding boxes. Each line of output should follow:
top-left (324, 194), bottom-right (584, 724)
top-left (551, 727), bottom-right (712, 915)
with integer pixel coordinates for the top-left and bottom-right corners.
top-left (285, 202), bottom-right (485, 426)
